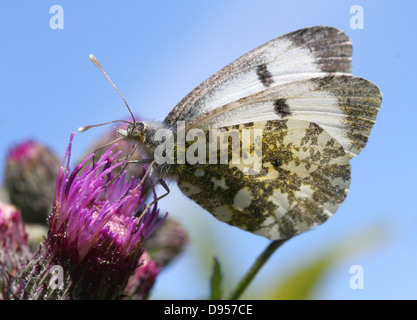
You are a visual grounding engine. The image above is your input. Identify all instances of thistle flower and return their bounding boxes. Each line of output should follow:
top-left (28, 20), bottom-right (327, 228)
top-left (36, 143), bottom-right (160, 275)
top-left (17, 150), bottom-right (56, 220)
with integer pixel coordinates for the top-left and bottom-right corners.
top-left (0, 202), bottom-right (31, 297)
top-left (7, 134), bottom-right (165, 300)
top-left (4, 140), bottom-right (61, 225)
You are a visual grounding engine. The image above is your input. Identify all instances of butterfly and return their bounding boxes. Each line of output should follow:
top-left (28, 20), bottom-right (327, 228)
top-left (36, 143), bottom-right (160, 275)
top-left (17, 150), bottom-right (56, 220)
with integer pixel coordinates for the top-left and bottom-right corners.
top-left (81, 26), bottom-right (382, 240)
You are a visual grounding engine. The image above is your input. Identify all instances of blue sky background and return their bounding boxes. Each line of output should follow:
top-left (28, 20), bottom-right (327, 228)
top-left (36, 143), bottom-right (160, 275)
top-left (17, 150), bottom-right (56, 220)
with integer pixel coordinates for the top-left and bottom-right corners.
top-left (0, 1), bottom-right (416, 299)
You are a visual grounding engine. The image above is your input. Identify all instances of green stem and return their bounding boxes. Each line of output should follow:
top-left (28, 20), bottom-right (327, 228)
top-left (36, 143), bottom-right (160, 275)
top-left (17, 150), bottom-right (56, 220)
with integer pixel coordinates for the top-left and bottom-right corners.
top-left (227, 239), bottom-right (287, 300)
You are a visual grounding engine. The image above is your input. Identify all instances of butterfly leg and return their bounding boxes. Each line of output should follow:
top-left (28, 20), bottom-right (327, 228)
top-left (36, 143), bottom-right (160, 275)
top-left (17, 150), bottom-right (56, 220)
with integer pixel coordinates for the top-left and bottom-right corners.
top-left (127, 159), bottom-right (154, 165)
top-left (107, 158), bottom-right (155, 187)
top-left (121, 159), bottom-right (156, 200)
top-left (112, 144), bottom-right (138, 178)
top-left (90, 136), bottom-right (124, 168)
top-left (136, 177), bottom-right (170, 228)
top-left (102, 149), bottom-right (153, 189)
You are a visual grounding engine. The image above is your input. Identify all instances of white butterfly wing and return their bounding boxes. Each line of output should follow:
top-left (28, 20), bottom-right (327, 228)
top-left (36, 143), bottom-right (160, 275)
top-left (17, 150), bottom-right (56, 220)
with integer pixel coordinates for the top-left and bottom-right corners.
top-left (159, 26), bottom-right (382, 240)
top-left (164, 26), bottom-right (352, 128)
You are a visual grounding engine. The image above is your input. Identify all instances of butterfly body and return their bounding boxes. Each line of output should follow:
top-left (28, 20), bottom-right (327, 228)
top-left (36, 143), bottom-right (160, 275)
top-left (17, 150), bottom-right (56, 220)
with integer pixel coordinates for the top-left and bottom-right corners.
top-left (111, 26), bottom-right (381, 240)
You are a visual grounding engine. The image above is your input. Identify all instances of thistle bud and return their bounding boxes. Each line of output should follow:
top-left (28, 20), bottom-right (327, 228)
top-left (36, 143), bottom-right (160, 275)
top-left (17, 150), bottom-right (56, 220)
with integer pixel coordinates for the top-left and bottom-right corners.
top-left (124, 251), bottom-right (161, 300)
top-left (145, 218), bottom-right (188, 268)
top-left (0, 202), bottom-right (31, 298)
top-left (5, 140), bottom-right (61, 225)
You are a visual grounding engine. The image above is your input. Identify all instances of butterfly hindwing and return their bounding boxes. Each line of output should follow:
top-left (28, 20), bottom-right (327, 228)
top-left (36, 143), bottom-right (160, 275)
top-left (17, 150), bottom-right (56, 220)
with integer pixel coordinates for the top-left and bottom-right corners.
top-left (176, 119), bottom-right (351, 240)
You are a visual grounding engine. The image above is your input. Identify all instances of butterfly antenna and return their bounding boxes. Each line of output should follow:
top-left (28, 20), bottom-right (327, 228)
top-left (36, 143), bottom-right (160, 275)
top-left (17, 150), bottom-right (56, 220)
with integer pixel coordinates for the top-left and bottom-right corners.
top-left (78, 119), bottom-right (132, 133)
top-left (89, 54), bottom-right (136, 123)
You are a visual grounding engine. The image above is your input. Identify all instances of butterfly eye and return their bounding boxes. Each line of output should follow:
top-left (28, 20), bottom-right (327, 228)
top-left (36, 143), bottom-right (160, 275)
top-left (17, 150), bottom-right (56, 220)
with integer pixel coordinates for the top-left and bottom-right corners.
top-left (126, 122), bottom-right (146, 142)
top-left (136, 122), bottom-right (145, 131)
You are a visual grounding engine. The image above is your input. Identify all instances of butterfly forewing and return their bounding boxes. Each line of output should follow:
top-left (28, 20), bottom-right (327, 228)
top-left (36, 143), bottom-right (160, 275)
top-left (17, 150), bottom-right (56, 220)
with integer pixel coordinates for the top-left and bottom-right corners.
top-left (164, 26), bottom-right (353, 129)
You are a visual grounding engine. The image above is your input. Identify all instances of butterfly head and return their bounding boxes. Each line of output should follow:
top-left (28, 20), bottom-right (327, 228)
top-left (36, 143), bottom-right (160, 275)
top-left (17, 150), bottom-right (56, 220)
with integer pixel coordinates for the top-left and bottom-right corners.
top-left (126, 121), bottom-right (147, 143)
top-left (116, 120), bottom-right (162, 158)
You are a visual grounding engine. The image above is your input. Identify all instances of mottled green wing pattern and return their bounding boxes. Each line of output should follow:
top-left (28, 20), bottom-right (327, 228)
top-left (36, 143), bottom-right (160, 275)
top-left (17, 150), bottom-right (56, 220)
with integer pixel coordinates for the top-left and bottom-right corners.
top-left (176, 119), bottom-right (351, 240)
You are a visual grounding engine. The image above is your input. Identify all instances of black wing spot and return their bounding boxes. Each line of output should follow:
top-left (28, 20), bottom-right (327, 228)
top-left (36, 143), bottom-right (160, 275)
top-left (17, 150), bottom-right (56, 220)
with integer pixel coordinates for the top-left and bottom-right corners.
top-left (271, 158), bottom-right (283, 170)
top-left (273, 99), bottom-right (291, 118)
top-left (256, 64), bottom-right (274, 87)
